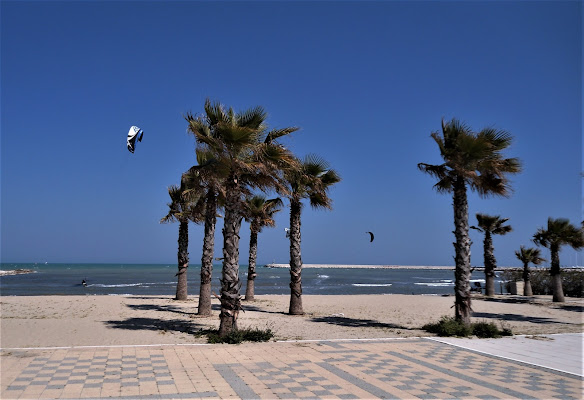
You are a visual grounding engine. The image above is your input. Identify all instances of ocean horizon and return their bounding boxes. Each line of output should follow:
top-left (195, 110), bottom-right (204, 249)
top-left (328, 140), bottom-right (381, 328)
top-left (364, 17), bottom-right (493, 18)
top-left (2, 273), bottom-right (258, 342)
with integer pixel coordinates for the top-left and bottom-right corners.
top-left (0, 262), bottom-right (522, 297)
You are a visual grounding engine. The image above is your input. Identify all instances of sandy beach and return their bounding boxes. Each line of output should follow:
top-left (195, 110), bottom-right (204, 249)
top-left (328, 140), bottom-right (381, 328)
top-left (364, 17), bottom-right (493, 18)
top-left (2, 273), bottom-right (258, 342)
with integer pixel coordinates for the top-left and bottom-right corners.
top-left (1, 294), bottom-right (582, 349)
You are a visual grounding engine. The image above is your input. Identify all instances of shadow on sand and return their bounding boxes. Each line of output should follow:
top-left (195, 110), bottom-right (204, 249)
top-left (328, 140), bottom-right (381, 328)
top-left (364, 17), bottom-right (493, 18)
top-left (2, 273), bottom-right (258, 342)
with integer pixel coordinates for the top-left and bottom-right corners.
top-left (104, 317), bottom-right (205, 335)
top-left (126, 303), bottom-right (198, 317)
top-left (472, 312), bottom-right (577, 325)
top-left (556, 304), bottom-right (584, 313)
top-left (310, 316), bottom-right (409, 330)
top-left (479, 296), bottom-right (584, 313)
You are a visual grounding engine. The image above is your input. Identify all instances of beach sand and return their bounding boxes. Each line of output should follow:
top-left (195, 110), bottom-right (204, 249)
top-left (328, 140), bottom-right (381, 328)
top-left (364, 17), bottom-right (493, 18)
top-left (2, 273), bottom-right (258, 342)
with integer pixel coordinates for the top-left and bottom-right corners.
top-left (0, 294), bottom-right (582, 348)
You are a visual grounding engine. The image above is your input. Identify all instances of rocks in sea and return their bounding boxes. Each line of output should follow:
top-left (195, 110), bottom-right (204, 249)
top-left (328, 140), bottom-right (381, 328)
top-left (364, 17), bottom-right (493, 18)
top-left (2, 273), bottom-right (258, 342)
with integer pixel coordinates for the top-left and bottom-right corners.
top-left (0, 269), bottom-right (35, 276)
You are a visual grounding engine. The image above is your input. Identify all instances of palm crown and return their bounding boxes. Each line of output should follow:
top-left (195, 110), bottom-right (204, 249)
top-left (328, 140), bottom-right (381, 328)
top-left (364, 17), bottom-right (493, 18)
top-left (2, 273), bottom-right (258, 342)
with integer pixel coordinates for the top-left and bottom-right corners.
top-left (243, 195), bottom-right (283, 232)
top-left (471, 214), bottom-right (512, 236)
top-left (515, 245), bottom-right (545, 266)
top-left (186, 99), bottom-right (298, 195)
top-left (418, 118), bottom-right (521, 196)
top-left (160, 184), bottom-right (203, 225)
top-left (533, 218), bottom-right (584, 250)
top-left (285, 154), bottom-right (341, 208)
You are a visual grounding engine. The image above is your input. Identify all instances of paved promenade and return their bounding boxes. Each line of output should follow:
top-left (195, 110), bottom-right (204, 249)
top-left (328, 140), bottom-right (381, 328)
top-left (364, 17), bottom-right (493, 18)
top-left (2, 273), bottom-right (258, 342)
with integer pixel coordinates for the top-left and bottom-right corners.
top-left (1, 334), bottom-right (582, 399)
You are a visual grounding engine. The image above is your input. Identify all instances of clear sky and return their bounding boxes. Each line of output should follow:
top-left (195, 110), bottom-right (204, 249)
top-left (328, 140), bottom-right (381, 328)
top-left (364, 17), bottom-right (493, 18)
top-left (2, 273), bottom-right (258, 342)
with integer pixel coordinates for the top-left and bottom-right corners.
top-left (1, 1), bottom-right (582, 267)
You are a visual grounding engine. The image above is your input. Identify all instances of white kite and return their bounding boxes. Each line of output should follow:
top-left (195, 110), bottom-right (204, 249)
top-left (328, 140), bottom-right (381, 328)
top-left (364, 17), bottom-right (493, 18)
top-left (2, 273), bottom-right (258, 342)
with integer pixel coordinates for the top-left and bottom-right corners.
top-left (127, 126), bottom-right (144, 153)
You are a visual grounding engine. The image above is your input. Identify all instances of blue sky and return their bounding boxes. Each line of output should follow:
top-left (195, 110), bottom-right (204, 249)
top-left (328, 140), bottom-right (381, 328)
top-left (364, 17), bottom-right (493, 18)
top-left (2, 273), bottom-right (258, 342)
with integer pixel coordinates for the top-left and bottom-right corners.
top-left (1, 1), bottom-right (582, 267)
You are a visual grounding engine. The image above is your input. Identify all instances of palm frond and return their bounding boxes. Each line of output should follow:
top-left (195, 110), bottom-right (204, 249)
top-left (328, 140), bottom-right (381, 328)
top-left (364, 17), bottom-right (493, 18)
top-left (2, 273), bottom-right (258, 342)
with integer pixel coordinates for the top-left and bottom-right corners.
top-left (433, 177), bottom-right (453, 193)
top-left (236, 106), bottom-right (267, 129)
top-left (418, 162), bottom-right (448, 178)
top-left (265, 126), bottom-right (299, 143)
top-left (204, 98), bottom-right (228, 126)
top-left (478, 127), bottom-right (513, 151)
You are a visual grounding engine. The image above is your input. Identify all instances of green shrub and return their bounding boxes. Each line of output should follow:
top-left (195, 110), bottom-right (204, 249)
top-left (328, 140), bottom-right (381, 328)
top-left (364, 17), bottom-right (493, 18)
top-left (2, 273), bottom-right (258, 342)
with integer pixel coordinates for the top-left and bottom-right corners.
top-left (501, 269), bottom-right (583, 297)
top-left (423, 316), bottom-right (513, 338)
top-left (422, 316), bottom-right (472, 337)
top-left (474, 322), bottom-right (512, 338)
top-left (206, 327), bottom-right (275, 344)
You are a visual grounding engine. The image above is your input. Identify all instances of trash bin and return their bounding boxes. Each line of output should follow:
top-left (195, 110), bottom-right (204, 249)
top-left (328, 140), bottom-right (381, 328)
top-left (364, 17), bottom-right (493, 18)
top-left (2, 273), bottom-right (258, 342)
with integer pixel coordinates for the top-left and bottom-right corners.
top-left (509, 280), bottom-right (524, 295)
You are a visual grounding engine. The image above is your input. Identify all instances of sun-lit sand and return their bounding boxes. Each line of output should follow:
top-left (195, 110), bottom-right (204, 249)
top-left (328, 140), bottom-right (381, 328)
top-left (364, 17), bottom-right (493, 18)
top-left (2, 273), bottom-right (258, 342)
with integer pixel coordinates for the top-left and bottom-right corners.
top-left (1, 294), bottom-right (581, 349)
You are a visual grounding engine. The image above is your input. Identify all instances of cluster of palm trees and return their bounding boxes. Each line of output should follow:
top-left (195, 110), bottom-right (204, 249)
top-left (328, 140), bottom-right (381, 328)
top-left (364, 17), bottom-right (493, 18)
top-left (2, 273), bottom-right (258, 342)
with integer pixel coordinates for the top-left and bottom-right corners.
top-left (161, 99), bottom-right (340, 337)
top-left (419, 118), bottom-right (583, 325)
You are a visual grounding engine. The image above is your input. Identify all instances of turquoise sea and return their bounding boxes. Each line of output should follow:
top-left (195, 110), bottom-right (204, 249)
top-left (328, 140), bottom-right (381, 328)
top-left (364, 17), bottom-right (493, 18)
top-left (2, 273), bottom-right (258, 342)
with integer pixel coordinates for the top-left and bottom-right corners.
top-left (0, 263), bottom-right (504, 296)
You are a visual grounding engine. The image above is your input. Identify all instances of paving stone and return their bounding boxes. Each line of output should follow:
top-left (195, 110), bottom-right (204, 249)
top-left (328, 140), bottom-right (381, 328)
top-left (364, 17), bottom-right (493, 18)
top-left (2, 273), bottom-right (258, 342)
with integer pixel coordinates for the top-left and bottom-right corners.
top-left (1, 337), bottom-right (582, 399)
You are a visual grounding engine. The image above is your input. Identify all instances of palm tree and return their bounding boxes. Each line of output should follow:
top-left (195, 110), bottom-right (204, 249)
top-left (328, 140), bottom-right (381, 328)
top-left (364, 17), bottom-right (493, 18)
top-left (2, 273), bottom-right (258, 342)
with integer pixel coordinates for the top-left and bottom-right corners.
top-left (160, 183), bottom-right (201, 300)
top-left (515, 246), bottom-right (545, 296)
top-left (284, 155), bottom-right (341, 315)
top-left (418, 118), bottom-right (521, 324)
top-left (242, 195), bottom-right (283, 301)
top-left (533, 218), bottom-right (584, 302)
top-left (181, 149), bottom-right (225, 315)
top-left (186, 99), bottom-right (298, 337)
top-left (470, 214), bottom-right (512, 296)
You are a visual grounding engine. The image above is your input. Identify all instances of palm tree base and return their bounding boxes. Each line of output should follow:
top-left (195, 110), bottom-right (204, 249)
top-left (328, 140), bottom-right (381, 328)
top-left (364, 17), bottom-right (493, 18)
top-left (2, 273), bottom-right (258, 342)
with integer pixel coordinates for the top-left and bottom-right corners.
top-left (289, 295), bottom-right (303, 315)
top-left (551, 274), bottom-right (565, 302)
top-left (197, 283), bottom-right (212, 316)
top-left (244, 279), bottom-right (255, 301)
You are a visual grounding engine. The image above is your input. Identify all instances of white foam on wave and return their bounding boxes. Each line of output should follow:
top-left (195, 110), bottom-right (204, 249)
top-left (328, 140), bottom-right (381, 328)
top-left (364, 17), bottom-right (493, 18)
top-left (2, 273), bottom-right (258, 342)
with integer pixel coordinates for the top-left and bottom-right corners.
top-left (414, 282), bottom-right (453, 287)
top-left (352, 283), bottom-right (392, 287)
top-left (317, 274), bottom-right (330, 279)
top-left (88, 282), bottom-right (172, 288)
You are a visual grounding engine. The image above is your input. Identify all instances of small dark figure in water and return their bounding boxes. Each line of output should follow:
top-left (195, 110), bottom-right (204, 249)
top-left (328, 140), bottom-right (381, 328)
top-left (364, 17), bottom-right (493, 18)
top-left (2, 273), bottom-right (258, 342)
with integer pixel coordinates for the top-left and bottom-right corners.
top-left (82, 279), bottom-right (87, 287)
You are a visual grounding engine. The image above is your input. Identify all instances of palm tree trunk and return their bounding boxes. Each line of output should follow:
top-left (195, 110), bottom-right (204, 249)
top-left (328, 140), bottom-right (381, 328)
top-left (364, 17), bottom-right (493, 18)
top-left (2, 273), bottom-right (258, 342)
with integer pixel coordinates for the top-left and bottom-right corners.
top-left (452, 177), bottom-right (472, 325)
top-left (288, 199), bottom-right (303, 315)
top-left (550, 244), bottom-right (564, 302)
top-left (198, 190), bottom-right (217, 316)
top-left (483, 232), bottom-right (496, 296)
top-left (219, 175), bottom-right (243, 337)
top-left (175, 220), bottom-right (189, 301)
top-left (522, 262), bottom-right (533, 296)
top-left (245, 223), bottom-right (259, 301)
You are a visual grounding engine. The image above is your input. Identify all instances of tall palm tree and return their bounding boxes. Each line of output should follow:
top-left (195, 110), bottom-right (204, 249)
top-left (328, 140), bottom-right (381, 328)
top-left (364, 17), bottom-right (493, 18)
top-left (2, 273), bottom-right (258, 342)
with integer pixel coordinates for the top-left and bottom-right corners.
top-left (533, 218), bottom-right (584, 302)
top-left (186, 99), bottom-right (298, 336)
top-left (515, 246), bottom-right (545, 296)
top-left (471, 214), bottom-right (512, 296)
top-left (160, 183), bottom-right (201, 300)
top-left (242, 195), bottom-right (283, 301)
top-left (418, 118), bottom-right (521, 324)
top-left (284, 155), bottom-right (341, 315)
top-left (181, 149), bottom-right (225, 315)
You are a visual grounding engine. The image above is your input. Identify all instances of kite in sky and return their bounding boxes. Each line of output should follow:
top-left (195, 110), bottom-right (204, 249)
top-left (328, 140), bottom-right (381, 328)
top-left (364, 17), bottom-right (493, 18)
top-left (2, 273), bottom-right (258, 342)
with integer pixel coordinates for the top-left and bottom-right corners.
top-left (127, 126), bottom-right (144, 153)
top-left (366, 231), bottom-right (374, 242)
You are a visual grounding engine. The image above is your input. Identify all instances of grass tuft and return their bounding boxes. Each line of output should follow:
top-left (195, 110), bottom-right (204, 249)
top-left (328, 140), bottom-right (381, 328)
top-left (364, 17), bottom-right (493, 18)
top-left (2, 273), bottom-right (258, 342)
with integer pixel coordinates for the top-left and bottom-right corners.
top-left (206, 327), bottom-right (275, 344)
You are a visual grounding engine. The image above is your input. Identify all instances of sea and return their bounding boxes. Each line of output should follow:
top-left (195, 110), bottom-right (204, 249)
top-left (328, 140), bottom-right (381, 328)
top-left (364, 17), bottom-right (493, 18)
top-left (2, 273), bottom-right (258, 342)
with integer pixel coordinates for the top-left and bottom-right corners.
top-left (0, 263), bottom-right (507, 297)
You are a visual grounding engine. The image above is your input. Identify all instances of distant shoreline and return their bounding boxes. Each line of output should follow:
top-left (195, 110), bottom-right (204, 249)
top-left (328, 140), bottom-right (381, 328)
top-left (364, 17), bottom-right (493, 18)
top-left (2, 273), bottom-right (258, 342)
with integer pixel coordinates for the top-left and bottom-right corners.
top-left (266, 263), bottom-right (457, 270)
top-left (265, 264), bottom-right (584, 271)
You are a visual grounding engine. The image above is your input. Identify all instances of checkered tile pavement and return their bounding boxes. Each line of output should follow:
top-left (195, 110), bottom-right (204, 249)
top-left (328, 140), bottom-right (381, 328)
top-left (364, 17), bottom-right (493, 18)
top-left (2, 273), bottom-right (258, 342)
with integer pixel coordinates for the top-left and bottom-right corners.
top-left (1, 338), bottom-right (582, 399)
